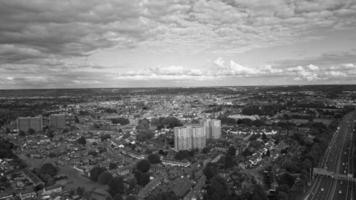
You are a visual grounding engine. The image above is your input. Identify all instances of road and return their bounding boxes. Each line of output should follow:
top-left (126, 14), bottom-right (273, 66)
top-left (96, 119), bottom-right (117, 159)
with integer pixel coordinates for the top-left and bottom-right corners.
top-left (305, 111), bottom-right (356, 200)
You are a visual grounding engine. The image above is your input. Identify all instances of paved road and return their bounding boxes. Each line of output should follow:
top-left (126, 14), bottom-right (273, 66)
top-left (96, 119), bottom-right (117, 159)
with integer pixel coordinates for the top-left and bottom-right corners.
top-left (306, 111), bottom-right (356, 200)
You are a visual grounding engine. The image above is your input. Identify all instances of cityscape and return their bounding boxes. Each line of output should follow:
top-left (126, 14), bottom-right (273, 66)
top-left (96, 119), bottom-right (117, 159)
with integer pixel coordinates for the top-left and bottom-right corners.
top-left (1, 1), bottom-right (356, 200)
top-left (0, 86), bottom-right (355, 200)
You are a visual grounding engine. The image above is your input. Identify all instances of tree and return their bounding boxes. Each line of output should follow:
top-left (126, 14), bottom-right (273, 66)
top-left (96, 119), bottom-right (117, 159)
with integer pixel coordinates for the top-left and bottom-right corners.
top-left (126, 195), bottom-right (137, 200)
top-left (108, 176), bottom-right (125, 196)
top-left (136, 159), bottom-right (150, 173)
top-left (227, 146), bottom-right (236, 156)
top-left (147, 191), bottom-right (178, 200)
top-left (251, 184), bottom-right (268, 200)
top-left (111, 118), bottom-right (130, 126)
top-left (77, 136), bottom-right (86, 145)
top-left (109, 162), bottom-right (118, 170)
top-left (134, 170), bottom-right (150, 186)
top-left (40, 163), bottom-right (58, 177)
top-left (28, 128), bottom-right (35, 135)
top-left (101, 134), bottom-right (111, 141)
top-left (98, 171), bottom-right (113, 185)
top-left (147, 154), bottom-right (161, 164)
top-left (88, 150), bottom-right (98, 157)
top-left (174, 150), bottom-right (194, 160)
top-left (74, 116), bottom-right (80, 123)
top-left (277, 173), bottom-right (295, 188)
top-left (113, 194), bottom-right (123, 200)
top-left (136, 129), bottom-right (154, 141)
top-left (202, 147), bottom-right (210, 154)
top-left (90, 167), bottom-right (106, 182)
top-left (47, 130), bottom-right (54, 139)
top-left (161, 117), bottom-right (182, 129)
top-left (223, 155), bottom-right (235, 169)
top-left (76, 187), bottom-right (85, 196)
top-left (19, 130), bottom-right (25, 137)
top-left (206, 175), bottom-right (228, 200)
top-left (203, 163), bottom-right (218, 180)
top-left (136, 119), bottom-right (150, 130)
top-left (0, 138), bottom-right (15, 158)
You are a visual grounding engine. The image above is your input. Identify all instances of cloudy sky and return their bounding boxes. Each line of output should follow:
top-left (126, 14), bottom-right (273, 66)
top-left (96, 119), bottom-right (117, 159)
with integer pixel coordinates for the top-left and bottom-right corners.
top-left (1, 0), bottom-right (356, 89)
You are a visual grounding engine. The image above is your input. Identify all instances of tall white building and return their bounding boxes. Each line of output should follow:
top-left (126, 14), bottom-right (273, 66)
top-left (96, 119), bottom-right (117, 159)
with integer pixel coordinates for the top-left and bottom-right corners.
top-left (174, 125), bottom-right (206, 151)
top-left (203, 119), bottom-right (222, 139)
top-left (49, 114), bottom-right (66, 129)
top-left (17, 116), bottom-right (43, 132)
top-left (191, 125), bottom-right (206, 149)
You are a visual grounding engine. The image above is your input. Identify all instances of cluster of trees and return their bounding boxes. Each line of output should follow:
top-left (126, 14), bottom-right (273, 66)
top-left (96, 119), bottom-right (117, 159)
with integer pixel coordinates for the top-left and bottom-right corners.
top-left (0, 137), bottom-right (16, 158)
top-left (33, 163), bottom-right (58, 186)
top-left (100, 134), bottom-right (111, 141)
top-left (77, 136), bottom-right (86, 145)
top-left (104, 108), bottom-right (117, 113)
top-left (146, 191), bottom-right (178, 200)
top-left (40, 163), bottom-right (58, 177)
top-left (18, 128), bottom-right (37, 137)
top-left (134, 159), bottom-right (151, 186)
top-left (219, 117), bottom-right (265, 127)
top-left (89, 166), bottom-right (125, 198)
top-left (262, 121), bottom-right (337, 199)
top-left (111, 118), bottom-right (130, 126)
top-left (136, 119), bottom-right (154, 142)
top-left (150, 117), bottom-right (182, 129)
top-left (147, 154), bottom-right (161, 164)
top-left (203, 163), bottom-right (267, 200)
top-left (174, 150), bottom-right (195, 161)
top-left (242, 105), bottom-right (284, 116)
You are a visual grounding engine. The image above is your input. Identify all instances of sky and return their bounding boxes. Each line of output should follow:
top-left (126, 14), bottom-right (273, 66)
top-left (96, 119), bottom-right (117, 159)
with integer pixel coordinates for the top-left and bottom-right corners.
top-left (1, 0), bottom-right (356, 89)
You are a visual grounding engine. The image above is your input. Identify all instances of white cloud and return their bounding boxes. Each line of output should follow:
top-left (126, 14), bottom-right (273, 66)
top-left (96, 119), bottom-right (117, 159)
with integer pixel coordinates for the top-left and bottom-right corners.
top-left (1, 0), bottom-right (356, 88)
top-left (263, 65), bottom-right (283, 73)
top-left (307, 64), bottom-right (319, 71)
top-left (326, 71), bottom-right (347, 77)
top-left (115, 65), bottom-right (209, 80)
top-left (214, 58), bottom-right (260, 76)
top-left (286, 65), bottom-right (318, 81)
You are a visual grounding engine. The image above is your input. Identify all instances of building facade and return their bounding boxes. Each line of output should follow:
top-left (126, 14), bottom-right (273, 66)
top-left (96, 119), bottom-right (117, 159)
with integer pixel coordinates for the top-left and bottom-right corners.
top-left (17, 116), bottom-right (43, 132)
top-left (202, 119), bottom-right (221, 139)
top-left (49, 114), bottom-right (66, 129)
top-left (174, 125), bottom-right (206, 151)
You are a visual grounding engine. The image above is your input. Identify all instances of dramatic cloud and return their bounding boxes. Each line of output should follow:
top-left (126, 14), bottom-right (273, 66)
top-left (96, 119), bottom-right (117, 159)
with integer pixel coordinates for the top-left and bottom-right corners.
top-left (1, 0), bottom-right (356, 88)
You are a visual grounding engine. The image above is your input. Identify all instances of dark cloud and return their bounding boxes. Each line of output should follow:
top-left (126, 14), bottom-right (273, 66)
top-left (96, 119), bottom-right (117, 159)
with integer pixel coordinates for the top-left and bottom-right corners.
top-left (1, 0), bottom-right (356, 88)
top-left (0, 0), bottom-right (148, 58)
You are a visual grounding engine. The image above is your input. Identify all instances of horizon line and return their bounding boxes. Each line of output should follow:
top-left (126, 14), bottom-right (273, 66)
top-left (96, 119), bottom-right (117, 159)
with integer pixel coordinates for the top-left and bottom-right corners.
top-left (1, 83), bottom-right (356, 91)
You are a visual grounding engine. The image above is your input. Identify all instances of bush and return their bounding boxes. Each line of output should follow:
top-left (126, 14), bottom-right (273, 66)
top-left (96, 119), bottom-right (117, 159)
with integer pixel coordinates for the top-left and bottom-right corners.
top-left (147, 154), bottom-right (161, 164)
top-left (77, 136), bottom-right (86, 145)
top-left (111, 118), bottom-right (130, 126)
top-left (203, 163), bottom-right (218, 180)
top-left (108, 176), bottom-right (125, 196)
top-left (40, 163), bottom-right (58, 177)
top-left (109, 162), bottom-right (118, 170)
top-left (90, 166), bottom-right (106, 182)
top-left (134, 170), bottom-right (150, 186)
top-left (98, 171), bottom-right (113, 185)
top-left (136, 159), bottom-right (150, 173)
